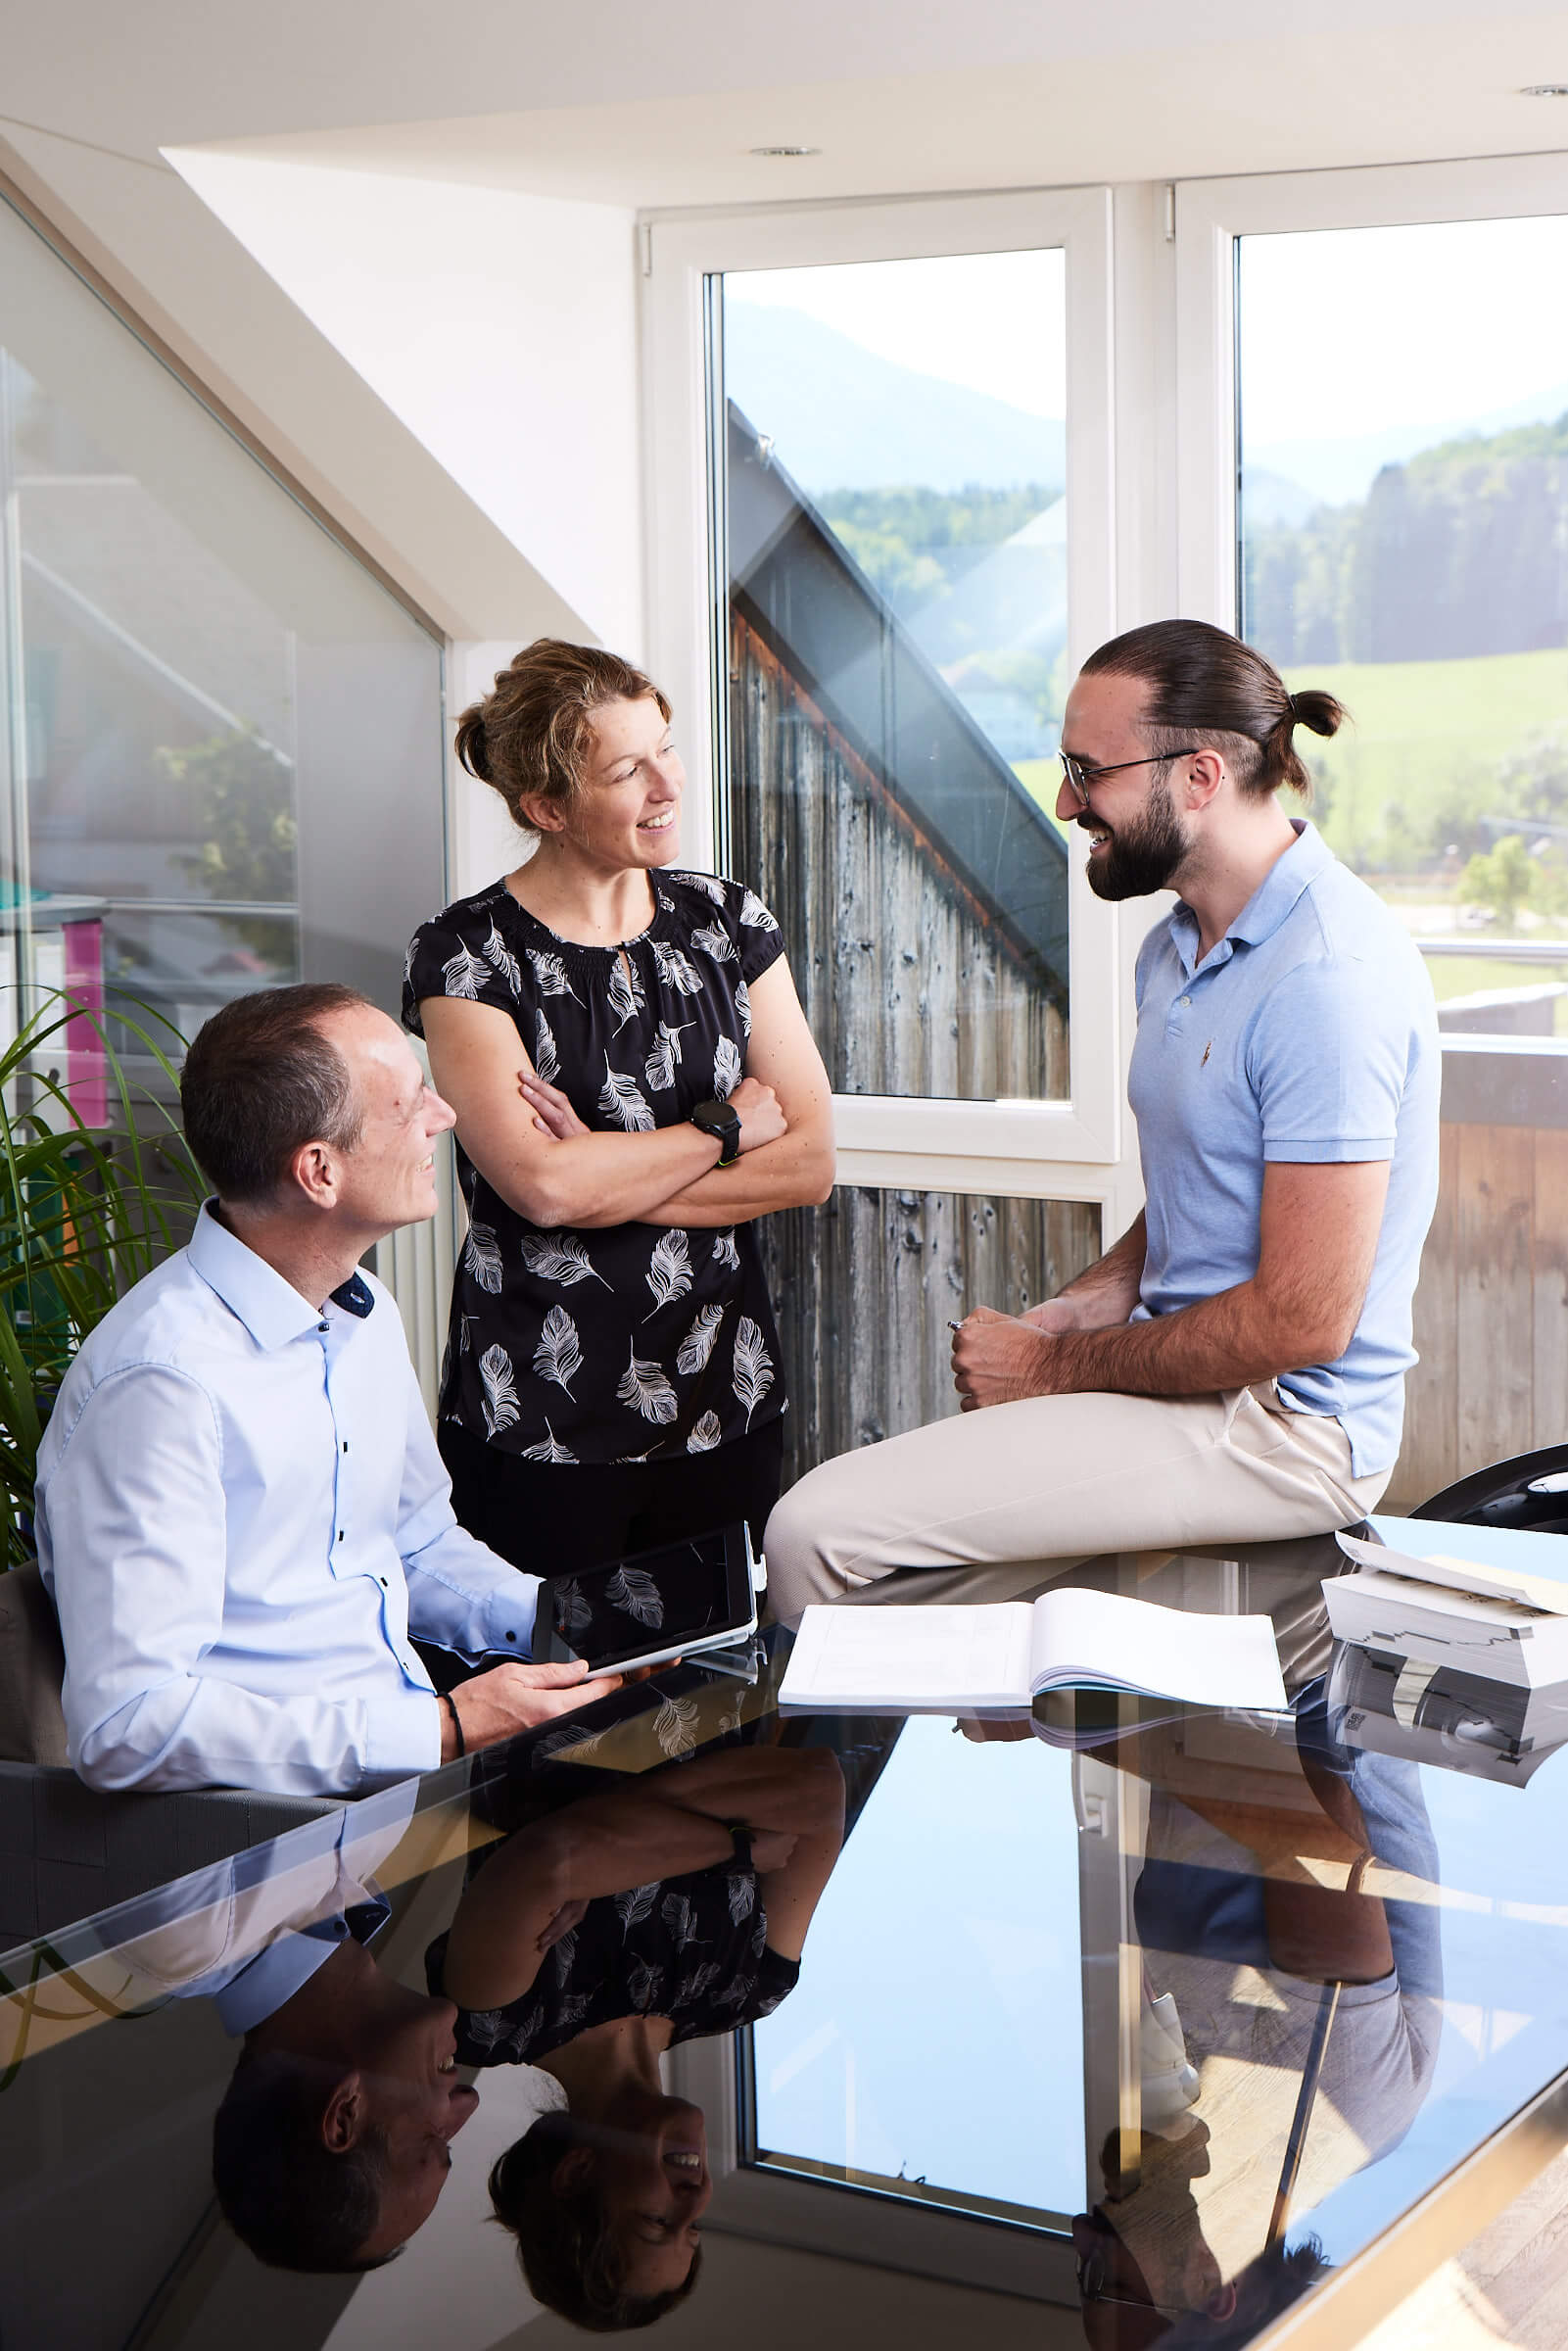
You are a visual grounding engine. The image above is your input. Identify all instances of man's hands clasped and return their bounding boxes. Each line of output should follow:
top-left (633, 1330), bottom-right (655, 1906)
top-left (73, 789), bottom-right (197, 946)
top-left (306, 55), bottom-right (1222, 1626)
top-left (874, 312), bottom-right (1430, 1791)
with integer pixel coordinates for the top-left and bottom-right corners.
top-left (950, 1298), bottom-right (1085, 1411)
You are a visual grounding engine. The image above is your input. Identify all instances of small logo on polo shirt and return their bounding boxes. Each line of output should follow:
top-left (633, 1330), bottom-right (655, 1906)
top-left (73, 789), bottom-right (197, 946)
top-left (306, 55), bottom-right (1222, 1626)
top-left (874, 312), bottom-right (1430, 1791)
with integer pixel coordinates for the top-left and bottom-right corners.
top-left (1200, 1039), bottom-right (1212, 1068)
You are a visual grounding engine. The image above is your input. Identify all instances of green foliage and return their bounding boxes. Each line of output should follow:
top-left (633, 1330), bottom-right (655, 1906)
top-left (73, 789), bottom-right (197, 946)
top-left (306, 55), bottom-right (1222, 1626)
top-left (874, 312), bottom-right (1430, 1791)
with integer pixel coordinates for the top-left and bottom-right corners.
top-left (825, 519), bottom-right (947, 609)
top-left (816, 482), bottom-right (1062, 549)
top-left (0, 997), bottom-right (205, 1568)
top-left (1458, 835), bottom-right (1533, 931)
top-left (159, 726), bottom-right (298, 964)
top-left (1246, 412), bottom-right (1568, 669)
top-left (816, 482), bottom-right (1061, 614)
top-left (1493, 725), bottom-right (1568, 829)
top-left (1285, 647), bottom-right (1568, 879)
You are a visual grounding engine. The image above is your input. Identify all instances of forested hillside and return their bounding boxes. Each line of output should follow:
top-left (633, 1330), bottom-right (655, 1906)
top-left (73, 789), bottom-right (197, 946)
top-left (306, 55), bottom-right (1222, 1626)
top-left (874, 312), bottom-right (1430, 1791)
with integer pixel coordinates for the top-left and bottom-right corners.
top-left (815, 482), bottom-right (1060, 611)
top-left (1245, 413), bottom-right (1568, 666)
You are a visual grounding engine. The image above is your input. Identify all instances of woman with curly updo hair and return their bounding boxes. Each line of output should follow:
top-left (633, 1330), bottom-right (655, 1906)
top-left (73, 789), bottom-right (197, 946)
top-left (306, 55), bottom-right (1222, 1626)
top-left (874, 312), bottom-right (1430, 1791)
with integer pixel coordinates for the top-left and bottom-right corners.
top-left (404, 641), bottom-right (833, 1579)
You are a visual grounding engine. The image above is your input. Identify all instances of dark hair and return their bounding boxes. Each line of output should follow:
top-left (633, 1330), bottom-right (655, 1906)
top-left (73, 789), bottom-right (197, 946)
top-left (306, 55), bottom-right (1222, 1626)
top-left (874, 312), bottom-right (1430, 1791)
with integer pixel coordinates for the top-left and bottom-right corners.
top-left (1081, 619), bottom-right (1346, 799)
top-left (180, 983), bottom-right (371, 1204)
top-left (455, 641), bottom-right (673, 835)
top-left (488, 2112), bottom-right (702, 2331)
top-left (212, 2051), bottom-right (398, 2274)
top-left (1156, 2239), bottom-right (1331, 2347)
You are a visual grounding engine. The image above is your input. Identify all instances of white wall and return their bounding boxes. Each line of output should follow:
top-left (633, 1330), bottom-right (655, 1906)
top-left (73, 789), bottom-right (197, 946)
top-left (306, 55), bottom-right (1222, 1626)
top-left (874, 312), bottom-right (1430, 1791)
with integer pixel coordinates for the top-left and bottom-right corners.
top-left (166, 154), bottom-right (644, 662)
top-left (0, 125), bottom-right (589, 648)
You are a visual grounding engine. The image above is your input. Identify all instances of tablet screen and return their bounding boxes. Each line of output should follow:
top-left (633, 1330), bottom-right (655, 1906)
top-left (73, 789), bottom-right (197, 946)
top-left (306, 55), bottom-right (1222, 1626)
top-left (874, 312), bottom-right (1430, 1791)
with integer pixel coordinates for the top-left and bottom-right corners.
top-left (540, 1529), bottom-right (749, 1674)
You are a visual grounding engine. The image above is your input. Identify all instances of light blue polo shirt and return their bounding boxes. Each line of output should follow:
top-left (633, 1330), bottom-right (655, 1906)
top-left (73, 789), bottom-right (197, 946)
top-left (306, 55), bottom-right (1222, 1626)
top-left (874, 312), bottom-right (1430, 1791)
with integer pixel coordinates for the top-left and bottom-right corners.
top-left (1128, 820), bottom-right (1440, 1478)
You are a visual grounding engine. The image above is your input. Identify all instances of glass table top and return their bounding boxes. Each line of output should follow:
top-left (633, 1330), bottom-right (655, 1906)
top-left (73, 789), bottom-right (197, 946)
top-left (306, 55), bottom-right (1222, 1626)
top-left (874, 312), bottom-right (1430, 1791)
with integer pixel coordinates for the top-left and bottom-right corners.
top-left (5, 1530), bottom-right (1568, 2351)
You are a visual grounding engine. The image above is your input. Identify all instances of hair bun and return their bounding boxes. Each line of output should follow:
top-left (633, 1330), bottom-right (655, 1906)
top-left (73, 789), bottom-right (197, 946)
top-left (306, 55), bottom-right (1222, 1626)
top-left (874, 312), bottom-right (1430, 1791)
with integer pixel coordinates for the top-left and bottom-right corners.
top-left (453, 705), bottom-right (491, 783)
top-left (1285, 686), bottom-right (1346, 741)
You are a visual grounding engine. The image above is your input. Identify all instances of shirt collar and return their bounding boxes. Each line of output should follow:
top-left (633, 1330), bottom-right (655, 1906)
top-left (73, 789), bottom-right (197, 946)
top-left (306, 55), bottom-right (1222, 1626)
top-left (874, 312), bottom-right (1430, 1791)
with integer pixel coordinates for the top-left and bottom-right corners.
top-left (187, 1202), bottom-right (376, 1350)
top-left (1225, 818), bottom-right (1331, 948)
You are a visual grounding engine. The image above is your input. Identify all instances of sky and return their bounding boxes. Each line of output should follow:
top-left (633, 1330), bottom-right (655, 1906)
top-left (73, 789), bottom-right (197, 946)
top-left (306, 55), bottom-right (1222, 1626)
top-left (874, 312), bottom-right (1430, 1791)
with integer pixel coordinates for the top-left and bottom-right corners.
top-left (726, 249), bottom-right (1068, 422)
top-left (726, 215), bottom-right (1568, 468)
top-left (1240, 215), bottom-right (1568, 446)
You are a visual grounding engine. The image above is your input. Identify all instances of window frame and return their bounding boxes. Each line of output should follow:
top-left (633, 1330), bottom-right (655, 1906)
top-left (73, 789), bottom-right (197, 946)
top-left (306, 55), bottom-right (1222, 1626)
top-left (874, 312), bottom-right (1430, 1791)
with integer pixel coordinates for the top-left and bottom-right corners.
top-left (1173, 151), bottom-right (1568, 640)
top-left (642, 187), bottom-right (1134, 1214)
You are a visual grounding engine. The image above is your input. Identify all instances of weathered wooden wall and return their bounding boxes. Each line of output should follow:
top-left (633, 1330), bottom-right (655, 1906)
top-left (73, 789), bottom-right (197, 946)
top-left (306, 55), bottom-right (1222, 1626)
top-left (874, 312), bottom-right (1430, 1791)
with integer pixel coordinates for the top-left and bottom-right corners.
top-left (758, 1187), bottom-right (1103, 1487)
top-left (729, 609), bottom-right (1097, 1482)
top-left (730, 614), bottom-right (1069, 1102)
top-left (1391, 1115), bottom-right (1568, 1509)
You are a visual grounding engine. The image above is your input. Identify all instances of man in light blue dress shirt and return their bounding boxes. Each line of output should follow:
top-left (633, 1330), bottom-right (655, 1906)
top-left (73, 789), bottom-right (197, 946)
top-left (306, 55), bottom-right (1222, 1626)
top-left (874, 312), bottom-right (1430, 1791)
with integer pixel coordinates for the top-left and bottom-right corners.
top-left (766, 621), bottom-right (1441, 1616)
top-left (17, 1777), bottom-right (478, 2268)
top-left (36, 984), bottom-right (618, 1797)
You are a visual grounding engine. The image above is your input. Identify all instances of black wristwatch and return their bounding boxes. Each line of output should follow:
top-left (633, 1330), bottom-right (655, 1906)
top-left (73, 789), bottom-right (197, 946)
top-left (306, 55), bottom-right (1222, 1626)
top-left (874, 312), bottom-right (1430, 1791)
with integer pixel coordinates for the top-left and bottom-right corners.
top-left (691, 1097), bottom-right (742, 1168)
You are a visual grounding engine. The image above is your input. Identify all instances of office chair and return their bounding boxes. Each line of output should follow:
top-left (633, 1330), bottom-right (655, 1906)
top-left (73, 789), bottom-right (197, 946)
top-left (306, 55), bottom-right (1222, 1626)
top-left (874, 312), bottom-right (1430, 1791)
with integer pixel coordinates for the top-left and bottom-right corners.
top-left (1411, 1442), bottom-right (1568, 1534)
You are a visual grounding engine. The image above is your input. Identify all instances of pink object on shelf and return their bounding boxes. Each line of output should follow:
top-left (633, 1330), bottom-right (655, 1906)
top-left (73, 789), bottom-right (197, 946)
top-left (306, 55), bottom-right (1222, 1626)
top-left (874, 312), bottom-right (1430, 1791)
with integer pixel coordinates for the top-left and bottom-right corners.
top-left (63, 920), bottom-right (107, 1128)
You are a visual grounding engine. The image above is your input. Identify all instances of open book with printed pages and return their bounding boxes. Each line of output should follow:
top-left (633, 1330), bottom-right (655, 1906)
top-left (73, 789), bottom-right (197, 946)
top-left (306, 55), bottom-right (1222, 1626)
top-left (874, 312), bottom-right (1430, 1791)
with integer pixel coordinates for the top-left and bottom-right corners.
top-left (776, 1589), bottom-right (1288, 1718)
top-left (1328, 1515), bottom-right (1568, 1690)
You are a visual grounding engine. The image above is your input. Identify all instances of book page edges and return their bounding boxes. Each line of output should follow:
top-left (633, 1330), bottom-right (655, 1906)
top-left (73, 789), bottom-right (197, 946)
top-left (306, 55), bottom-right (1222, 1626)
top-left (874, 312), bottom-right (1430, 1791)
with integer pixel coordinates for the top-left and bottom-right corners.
top-left (1337, 1532), bottom-right (1568, 1616)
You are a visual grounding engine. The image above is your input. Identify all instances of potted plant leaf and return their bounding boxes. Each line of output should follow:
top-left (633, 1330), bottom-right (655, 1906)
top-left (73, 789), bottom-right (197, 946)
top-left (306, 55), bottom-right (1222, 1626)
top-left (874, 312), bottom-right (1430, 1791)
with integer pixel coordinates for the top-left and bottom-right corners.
top-left (0, 992), bottom-right (206, 1570)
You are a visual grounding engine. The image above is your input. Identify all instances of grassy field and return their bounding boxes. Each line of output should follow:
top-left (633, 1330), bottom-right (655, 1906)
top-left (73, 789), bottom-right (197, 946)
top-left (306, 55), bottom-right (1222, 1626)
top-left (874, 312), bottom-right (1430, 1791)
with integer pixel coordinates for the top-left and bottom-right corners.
top-left (1285, 646), bottom-right (1568, 869)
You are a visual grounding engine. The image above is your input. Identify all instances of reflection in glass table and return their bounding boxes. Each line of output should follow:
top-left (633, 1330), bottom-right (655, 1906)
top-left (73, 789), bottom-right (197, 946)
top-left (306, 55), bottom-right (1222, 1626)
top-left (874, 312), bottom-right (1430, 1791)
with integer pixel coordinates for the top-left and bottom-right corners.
top-left (6, 1530), bottom-right (1568, 2349)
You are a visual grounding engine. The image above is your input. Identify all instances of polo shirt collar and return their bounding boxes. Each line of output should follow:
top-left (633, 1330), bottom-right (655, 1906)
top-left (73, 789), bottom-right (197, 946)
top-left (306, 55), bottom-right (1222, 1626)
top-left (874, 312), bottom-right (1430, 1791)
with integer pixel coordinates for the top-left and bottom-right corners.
top-left (187, 1201), bottom-right (372, 1351)
top-left (1226, 819), bottom-right (1331, 947)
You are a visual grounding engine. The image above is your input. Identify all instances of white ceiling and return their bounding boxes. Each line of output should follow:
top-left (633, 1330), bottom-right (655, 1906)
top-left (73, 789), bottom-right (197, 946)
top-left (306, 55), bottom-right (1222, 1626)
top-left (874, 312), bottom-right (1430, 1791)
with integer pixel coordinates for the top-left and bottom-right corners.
top-left (7, 0), bottom-right (1568, 207)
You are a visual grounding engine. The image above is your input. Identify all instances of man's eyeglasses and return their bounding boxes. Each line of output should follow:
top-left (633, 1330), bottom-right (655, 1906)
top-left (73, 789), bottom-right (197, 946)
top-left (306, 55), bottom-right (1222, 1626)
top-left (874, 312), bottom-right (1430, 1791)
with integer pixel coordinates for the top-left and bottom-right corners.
top-left (1057, 748), bottom-right (1201, 812)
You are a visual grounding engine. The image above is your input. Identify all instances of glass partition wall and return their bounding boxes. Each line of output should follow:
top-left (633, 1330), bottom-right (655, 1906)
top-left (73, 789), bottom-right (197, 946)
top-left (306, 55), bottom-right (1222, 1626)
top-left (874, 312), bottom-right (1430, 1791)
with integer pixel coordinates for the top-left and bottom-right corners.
top-left (0, 189), bottom-right (446, 1103)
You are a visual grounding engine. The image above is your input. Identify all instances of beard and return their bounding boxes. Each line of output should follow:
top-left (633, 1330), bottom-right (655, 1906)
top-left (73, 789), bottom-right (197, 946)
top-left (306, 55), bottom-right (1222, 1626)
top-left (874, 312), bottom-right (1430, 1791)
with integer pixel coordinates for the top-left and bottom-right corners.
top-left (1083, 770), bottom-right (1189, 900)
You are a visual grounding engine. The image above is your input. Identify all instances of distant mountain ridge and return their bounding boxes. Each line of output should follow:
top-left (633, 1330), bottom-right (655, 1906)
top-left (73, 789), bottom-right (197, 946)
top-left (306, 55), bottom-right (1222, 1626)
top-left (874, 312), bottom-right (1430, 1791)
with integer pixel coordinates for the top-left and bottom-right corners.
top-left (1245, 409), bottom-right (1568, 666)
top-left (1248, 382), bottom-right (1568, 510)
top-left (724, 301), bottom-right (1066, 496)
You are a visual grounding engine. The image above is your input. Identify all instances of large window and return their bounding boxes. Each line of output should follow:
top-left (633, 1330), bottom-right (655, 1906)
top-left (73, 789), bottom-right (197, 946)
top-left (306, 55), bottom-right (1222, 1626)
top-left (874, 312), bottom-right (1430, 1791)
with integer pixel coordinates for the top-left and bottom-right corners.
top-left (0, 191), bottom-right (445, 1086)
top-left (1179, 155), bottom-right (1568, 1507)
top-left (646, 190), bottom-right (1120, 1187)
top-left (722, 250), bottom-right (1071, 1103)
top-left (1238, 214), bottom-right (1568, 1032)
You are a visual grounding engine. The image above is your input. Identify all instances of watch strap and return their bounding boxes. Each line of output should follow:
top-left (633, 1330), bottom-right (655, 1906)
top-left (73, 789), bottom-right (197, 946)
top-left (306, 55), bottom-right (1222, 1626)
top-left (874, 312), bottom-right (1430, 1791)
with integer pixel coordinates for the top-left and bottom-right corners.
top-left (692, 1098), bottom-right (742, 1168)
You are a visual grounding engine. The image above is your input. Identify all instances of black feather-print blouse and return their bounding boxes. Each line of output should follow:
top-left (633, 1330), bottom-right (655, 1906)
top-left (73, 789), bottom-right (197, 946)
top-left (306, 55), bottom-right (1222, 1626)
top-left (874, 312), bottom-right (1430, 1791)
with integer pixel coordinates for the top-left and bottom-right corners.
top-left (403, 873), bottom-right (787, 1466)
top-left (426, 1848), bottom-right (800, 2067)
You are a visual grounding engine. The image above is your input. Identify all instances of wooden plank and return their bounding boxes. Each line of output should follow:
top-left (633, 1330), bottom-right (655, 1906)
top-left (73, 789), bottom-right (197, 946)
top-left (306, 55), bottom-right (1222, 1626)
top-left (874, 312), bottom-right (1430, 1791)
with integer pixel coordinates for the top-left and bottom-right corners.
top-left (1455, 1121), bottom-right (1535, 1480)
top-left (1533, 1128), bottom-right (1568, 1453)
top-left (729, 613), bottom-right (1069, 1108)
top-left (1391, 1121), bottom-right (1460, 1510)
top-left (729, 615), bottom-right (1084, 1483)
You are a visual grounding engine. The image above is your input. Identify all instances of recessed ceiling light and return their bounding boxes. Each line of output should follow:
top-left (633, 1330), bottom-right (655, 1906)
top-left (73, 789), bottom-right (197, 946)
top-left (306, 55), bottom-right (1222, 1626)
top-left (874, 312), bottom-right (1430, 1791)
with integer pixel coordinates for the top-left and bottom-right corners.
top-left (748, 145), bottom-right (822, 158)
top-left (1520, 83), bottom-right (1568, 96)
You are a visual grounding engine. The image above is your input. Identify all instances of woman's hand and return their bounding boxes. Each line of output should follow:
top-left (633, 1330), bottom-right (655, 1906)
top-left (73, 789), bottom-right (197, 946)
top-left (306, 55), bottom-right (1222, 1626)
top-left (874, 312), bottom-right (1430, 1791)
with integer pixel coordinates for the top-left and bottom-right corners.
top-left (730, 1075), bottom-right (787, 1153)
top-left (520, 1065), bottom-right (784, 1156)
top-left (534, 1897), bottom-right (590, 1956)
top-left (518, 1070), bottom-right (591, 1140)
top-left (750, 1828), bottom-right (801, 1873)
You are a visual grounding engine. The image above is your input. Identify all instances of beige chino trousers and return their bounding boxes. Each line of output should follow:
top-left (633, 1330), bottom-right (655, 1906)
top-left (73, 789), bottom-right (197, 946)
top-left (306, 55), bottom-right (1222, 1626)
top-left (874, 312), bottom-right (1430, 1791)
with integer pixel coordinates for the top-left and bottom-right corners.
top-left (762, 1380), bottom-right (1391, 1624)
